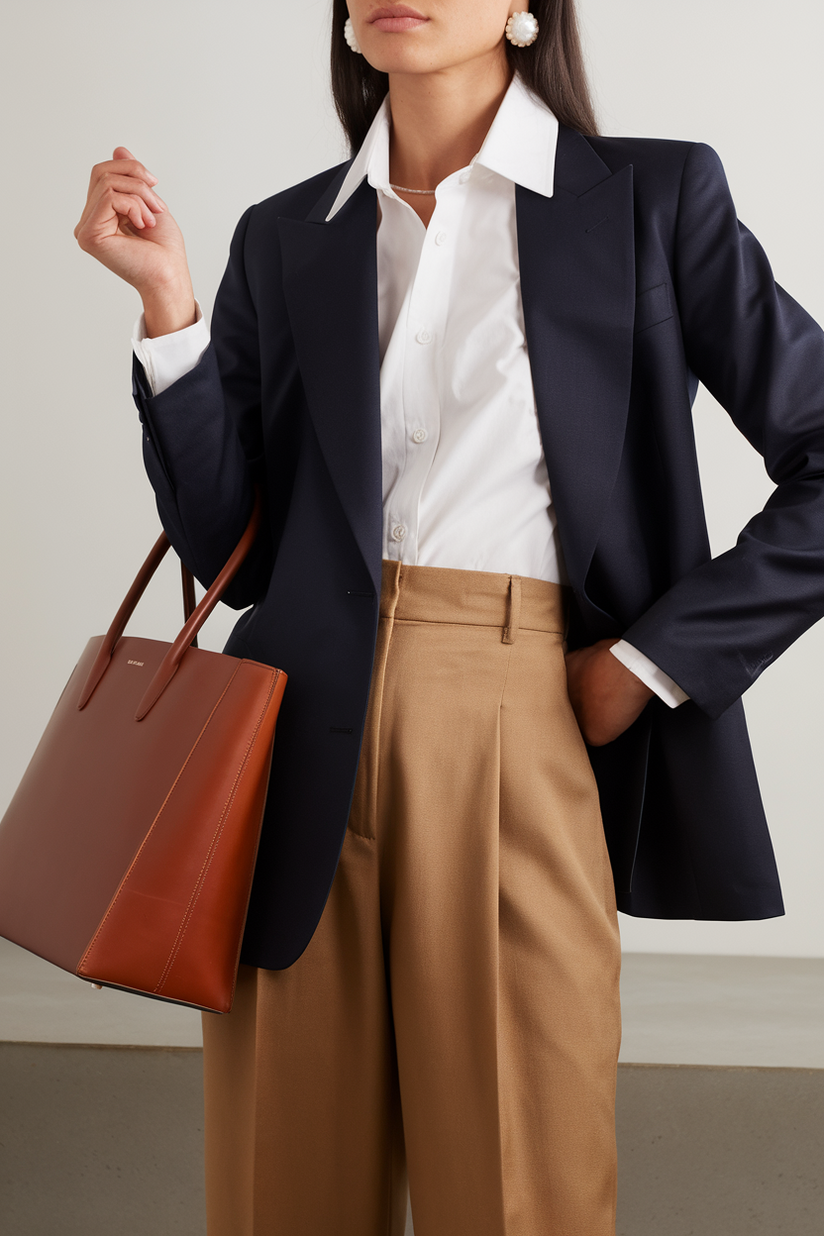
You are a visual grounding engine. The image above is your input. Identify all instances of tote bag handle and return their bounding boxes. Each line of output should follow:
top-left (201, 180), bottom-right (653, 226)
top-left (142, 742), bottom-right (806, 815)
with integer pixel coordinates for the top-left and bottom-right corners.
top-left (77, 493), bottom-right (262, 718)
top-left (181, 562), bottom-right (198, 634)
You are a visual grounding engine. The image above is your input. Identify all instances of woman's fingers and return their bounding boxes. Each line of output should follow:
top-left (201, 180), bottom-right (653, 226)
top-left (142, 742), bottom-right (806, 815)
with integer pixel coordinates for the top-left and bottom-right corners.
top-left (76, 148), bottom-right (192, 297)
top-left (77, 155), bottom-right (165, 237)
top-left (111, 146), bottom-right (158, 185)
top-left (76, 157), bottom-right (167, 245)
top-left (90, 190), bottom-right (155, 235)
top-left (109, 191), bottom-right (156, 231)
top-left (75, 184), bottom-right (156, 244)
top-left (87, 154), bottom-right (159, 210)
top-left (103, 173), bottom-right (165, 214)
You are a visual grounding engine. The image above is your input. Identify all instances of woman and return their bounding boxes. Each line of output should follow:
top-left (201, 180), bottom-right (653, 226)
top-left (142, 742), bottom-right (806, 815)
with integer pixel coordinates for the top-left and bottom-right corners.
top-left (74, 2), bottom-right (824, 1233)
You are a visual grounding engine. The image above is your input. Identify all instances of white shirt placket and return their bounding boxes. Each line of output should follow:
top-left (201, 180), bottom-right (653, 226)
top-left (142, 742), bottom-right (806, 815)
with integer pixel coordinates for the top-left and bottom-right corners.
top-left (383, 181), bottom-right (463, 564)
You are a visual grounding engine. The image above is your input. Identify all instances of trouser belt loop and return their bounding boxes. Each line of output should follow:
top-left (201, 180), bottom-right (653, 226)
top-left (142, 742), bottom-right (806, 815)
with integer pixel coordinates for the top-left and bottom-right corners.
top-left (502, 576), bottom-right (522, 645)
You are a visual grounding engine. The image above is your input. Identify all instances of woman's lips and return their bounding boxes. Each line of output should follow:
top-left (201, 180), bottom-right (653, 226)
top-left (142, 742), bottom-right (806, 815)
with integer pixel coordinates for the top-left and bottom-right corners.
top-left (368, 6), bottom-right (428, 32)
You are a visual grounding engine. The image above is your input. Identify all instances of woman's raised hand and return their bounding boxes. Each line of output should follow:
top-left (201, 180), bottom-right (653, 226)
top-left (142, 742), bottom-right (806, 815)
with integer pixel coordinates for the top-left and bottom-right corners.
top-left (74, 147), bottom-right (196, 337)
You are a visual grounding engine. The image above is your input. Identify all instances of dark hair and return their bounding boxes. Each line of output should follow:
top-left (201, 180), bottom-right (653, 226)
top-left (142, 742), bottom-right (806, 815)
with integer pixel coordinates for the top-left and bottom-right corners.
top-left (330, 0), bottom-right (599, 153)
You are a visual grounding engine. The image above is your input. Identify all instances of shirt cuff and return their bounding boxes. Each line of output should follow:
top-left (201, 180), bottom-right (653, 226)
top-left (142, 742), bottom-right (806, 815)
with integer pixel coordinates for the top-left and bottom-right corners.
top-left (131, 300), bottom-right (210, 396)
top-left (610, 640), bottom-right (690, 709)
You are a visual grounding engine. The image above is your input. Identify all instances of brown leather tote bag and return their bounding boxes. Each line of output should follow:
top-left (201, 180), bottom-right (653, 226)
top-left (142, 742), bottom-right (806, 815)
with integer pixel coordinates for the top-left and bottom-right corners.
top-left (0, 498), bottom-right (286, 1013)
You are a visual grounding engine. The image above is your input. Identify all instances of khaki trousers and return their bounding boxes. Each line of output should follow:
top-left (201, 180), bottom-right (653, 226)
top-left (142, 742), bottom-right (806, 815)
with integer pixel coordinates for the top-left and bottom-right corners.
top-left (202, 561), bottom-right (622, 1236)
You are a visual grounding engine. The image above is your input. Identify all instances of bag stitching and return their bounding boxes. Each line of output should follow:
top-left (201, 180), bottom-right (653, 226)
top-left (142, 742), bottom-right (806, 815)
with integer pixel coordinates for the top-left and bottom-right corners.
top-left (154, 668), bottom-right (279, 993)
top-left (77, 661), bottom-right (254, 978)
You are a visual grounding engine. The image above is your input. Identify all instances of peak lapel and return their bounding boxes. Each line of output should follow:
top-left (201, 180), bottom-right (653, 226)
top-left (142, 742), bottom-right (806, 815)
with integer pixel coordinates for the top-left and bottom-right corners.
top-left (517, 127), bottom-right (636, 601)
top-left (278, 180), bottom-right (383, 593)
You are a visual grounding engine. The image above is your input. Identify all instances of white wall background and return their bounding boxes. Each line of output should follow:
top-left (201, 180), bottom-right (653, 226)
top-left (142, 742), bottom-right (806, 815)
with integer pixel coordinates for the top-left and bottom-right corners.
top-left (1, 0), bottom-right (822, 957)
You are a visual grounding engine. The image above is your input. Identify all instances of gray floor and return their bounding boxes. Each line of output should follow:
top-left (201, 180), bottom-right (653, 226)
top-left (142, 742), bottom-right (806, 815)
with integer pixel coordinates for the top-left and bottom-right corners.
top-left (1, 941), bottom-right (823, 1234)
top-left (0, 1043), bottom-right (205, 1236)
top-left (615, 1064), bottom-right (824, 1236)
top-left (1, 1046), bottom-right (821, 1236)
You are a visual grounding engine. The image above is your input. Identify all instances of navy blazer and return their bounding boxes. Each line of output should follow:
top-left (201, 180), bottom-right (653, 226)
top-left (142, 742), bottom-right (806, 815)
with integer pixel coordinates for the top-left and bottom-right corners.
top-left (133, 124), bottom-right (824, 969)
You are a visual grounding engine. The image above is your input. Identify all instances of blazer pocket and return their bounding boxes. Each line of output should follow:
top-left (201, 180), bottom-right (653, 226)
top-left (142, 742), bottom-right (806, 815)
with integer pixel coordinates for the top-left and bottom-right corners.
top-left (634, 282), bottom-right (674, 334)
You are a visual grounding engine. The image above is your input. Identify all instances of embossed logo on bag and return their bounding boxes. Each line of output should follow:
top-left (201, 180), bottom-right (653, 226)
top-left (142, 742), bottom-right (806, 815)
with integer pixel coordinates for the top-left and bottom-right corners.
top-left (127, 660), bottom-right (145, 667)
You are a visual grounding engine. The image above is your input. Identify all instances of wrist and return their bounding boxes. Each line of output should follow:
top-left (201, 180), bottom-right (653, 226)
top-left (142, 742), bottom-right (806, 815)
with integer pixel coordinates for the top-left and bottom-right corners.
top-left (140, 276), bottom-right (196, 338)
top-left (609, 650), bottom-right (655, 702)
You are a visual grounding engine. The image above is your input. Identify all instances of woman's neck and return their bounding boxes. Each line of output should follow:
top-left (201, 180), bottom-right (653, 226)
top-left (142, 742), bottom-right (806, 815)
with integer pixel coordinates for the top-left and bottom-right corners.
top-left (387, 54), bottom-right (512, 194)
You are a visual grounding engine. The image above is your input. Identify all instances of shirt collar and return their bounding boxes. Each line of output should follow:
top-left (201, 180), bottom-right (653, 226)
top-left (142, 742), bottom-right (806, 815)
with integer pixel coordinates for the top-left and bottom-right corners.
top-left (474, 73), bottom-right (559, 197)
top-left (325, 74), bottom-right (558, 222)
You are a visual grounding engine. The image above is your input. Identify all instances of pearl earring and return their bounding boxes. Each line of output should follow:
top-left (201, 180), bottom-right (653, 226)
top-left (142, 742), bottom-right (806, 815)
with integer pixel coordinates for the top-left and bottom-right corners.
top-left (505, 11), bottom-right (539, 47)
top-left (344, 17), bottom-right (363, 54)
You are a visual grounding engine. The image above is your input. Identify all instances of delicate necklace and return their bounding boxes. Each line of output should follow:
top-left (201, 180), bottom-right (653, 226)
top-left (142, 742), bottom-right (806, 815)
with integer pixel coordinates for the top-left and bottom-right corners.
top-left (390, 183), bottom-right (436, 195)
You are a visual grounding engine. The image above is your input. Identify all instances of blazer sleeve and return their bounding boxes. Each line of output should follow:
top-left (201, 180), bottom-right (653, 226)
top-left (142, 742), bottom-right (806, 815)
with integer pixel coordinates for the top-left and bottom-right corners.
top-left (132, 204), bottom-right (271, 609)
top-left (622, 141), bottom-right (824, 719)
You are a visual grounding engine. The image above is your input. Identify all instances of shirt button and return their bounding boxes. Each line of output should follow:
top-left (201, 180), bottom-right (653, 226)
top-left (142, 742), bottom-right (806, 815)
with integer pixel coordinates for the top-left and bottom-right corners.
top-left (435, 231), bottom-right (447, 246)
top-left (416, 328), bottom-right (433, 345)
top-left (459, 170), bottom-right (471, 184)
top-left (412, 428), bottom-right (428, 443)
top-left (391, 524), bottom-right (407, 542)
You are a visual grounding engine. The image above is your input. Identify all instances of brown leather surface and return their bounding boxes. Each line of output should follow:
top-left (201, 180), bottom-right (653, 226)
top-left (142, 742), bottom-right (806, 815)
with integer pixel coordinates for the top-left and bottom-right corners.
top-left (78, 661), bottom-right (285, 1012)
top-left (0, 633), bottom-right (285, 1009)
top-left (0, 495), bottom-right (287, 1013)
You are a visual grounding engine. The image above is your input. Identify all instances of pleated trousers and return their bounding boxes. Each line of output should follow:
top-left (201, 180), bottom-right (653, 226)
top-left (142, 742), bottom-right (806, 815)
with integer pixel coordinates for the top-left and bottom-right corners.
top-left (202, 560), bottom-right (622, 1236)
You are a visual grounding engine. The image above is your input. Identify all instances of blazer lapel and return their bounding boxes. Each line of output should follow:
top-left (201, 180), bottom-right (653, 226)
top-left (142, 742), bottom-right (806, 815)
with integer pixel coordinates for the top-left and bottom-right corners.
top-left (517, 127), bottom-right (636, 603)
top-left (278, 178), bottom-right (384, 594)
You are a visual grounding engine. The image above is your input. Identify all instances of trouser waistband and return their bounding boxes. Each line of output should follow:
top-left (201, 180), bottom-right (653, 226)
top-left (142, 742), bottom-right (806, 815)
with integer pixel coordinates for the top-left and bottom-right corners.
top-left (379, 560), bottom-right (568, 644)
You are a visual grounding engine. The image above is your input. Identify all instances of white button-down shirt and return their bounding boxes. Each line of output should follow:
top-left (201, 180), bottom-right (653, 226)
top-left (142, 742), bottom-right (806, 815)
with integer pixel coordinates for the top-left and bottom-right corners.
top-left (327, 76), bottom-right (566, 583)
top-left (133, 76), bottom-right (687, 708)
